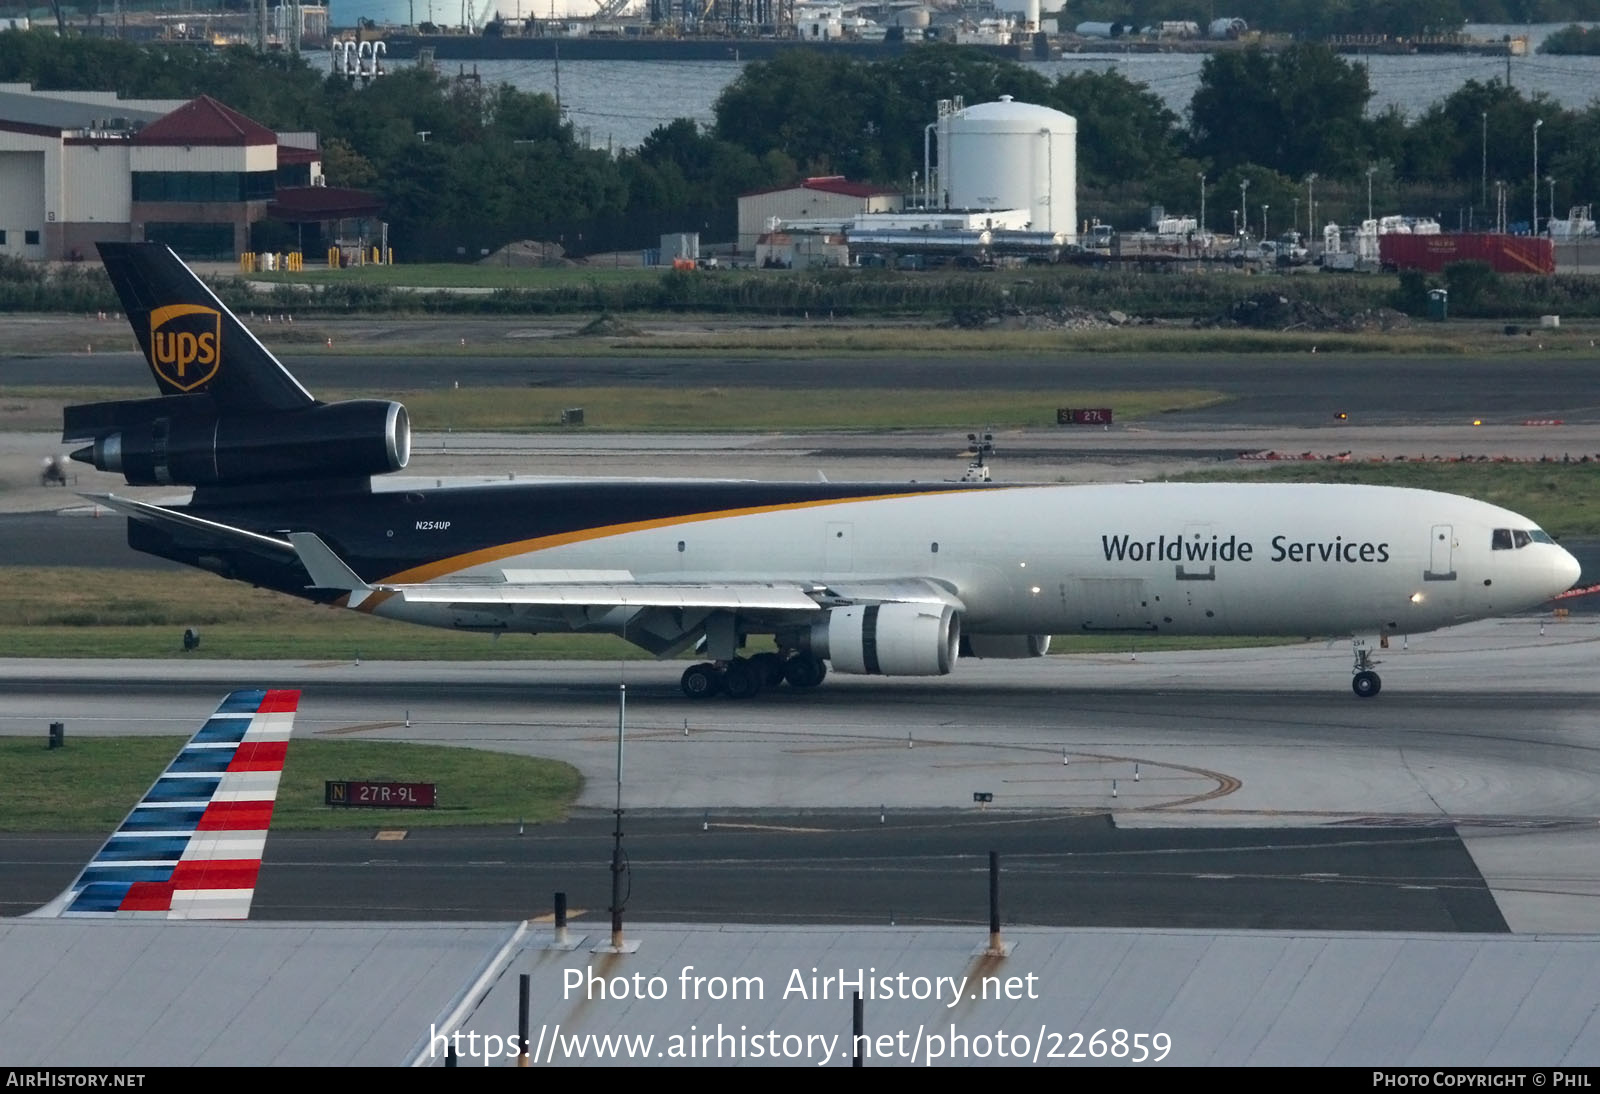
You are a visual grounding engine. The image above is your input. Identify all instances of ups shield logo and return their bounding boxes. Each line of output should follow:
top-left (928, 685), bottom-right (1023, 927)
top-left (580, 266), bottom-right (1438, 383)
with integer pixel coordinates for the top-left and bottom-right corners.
top-left (149, 304), bottom-right (221, 391)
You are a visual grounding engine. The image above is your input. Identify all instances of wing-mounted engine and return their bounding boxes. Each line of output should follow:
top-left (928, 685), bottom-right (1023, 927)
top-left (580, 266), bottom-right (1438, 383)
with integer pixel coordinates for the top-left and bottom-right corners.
top-left (962, 633), bottom-right (1052, 658)
top-left (64, 398), bottom-right (410, 487)
top-left (807, 602), bottom-right (961, 676)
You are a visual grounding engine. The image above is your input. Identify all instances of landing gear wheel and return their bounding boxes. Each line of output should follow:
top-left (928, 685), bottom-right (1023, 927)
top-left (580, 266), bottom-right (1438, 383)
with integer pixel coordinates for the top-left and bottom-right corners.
top-left (749, 651), bottom-right (786, 688)
top-left (681, 663), bottom-right (722, 700)
top-left (722, 658), bottom-right (763, 700)
top-left (1352, 670), bottom-right (1381, 698)
top-left (783, 654), bottom-right (828, 689)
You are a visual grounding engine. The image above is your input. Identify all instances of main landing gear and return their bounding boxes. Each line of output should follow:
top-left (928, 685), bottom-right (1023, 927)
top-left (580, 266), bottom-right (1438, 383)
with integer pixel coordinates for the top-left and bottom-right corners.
top-left (680, 653), bottom-right (828, 700)
top-left (1351, 638), bottom-right (1382, 698)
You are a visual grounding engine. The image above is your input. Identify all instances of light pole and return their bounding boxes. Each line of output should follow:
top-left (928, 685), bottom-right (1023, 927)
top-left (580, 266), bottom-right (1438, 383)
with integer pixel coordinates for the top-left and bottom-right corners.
top-left (1533, 118), bottom-right (1543, 234)
top-left (1239, 178), bottom-right (1250, 238)
top-left (1547, 175), bottom-right (1556, 234)
top-left (1304, 172), bottom-right (1317, 241)
top-left (1261, 204), bottom-right (1269, 242)
top-left (1197, 171), bottom-right (1206, 237)
top-left (1366, 165), bottom-right (1376, 223)
top-left (1480, 111), bottom-right (1487, 210)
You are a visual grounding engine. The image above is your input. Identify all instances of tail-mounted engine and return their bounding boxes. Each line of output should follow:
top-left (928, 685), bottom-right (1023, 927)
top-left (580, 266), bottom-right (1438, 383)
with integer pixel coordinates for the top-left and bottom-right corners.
top-left (65, 398), bottom-right (409, 488)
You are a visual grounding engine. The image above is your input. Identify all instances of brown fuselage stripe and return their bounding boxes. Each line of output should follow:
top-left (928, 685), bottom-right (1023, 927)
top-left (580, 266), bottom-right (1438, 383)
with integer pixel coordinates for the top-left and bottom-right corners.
top-left (357, 589), bottom-right (402, 614)
top-left (372, 489), bottom-right (988, 589)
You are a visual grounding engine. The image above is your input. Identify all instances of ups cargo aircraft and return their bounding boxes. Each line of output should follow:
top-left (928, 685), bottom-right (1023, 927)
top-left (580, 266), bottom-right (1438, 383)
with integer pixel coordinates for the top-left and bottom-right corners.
top-left (69, 243), bottom-right (1580, 700)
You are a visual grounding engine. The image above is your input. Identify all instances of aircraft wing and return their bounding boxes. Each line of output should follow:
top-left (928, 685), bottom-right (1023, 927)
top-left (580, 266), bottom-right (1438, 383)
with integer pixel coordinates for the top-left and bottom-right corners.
top-left (287, 532), bottom-right (963, 617)
top-left (32, 689), bottom-right (298, 920)
top-left (393, 583), bottom-right (826, 611)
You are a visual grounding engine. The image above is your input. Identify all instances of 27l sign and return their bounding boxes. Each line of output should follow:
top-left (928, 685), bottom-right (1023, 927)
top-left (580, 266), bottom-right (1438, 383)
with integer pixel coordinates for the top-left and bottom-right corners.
top-left (1057, 407), bottom-right (1113, 425)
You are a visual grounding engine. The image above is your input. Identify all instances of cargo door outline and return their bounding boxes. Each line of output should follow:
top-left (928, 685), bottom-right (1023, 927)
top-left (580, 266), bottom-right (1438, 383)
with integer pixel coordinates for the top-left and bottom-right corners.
top-left (1425, 524), bottom-right (1456, 581)
top-left (1176, 523), bottom-right (1226, 626)
top-left (825, 522), bottom-right (854, 573)
top-left (1176, 522), bottom-right (1217, 582)
top-left (1075, 577), bottom-right (1157, 632)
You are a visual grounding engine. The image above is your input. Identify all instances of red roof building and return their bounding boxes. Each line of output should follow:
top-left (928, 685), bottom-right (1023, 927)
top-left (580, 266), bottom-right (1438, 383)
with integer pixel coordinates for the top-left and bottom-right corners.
top-left (741, 175), bottom-right (901, 200)
top-left (0, 85), bottom-right (377, 261)
top-left (131, 95), bottom-right (278, 148)
top-left (737, 176), bottom-right (902, 253)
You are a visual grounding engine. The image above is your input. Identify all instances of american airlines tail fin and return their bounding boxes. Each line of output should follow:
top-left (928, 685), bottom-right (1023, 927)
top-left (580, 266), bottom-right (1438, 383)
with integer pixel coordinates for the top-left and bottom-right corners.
top-left (32, 689), bottom-right (299, 920)
top-left (96, 241), bottom-right (316, 413)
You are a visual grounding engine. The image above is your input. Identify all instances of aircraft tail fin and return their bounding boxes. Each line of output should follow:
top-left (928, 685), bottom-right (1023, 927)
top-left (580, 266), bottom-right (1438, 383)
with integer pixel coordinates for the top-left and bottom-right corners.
top-left (96, 241), bottom-right (316, 413)
top-left (33, 689), bottom-right (299, 920)
top-left (67, 246), bottom-right (407, 490)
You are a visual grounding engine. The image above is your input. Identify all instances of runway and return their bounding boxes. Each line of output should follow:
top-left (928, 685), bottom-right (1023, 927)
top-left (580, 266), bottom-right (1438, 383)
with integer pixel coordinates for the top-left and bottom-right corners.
top-left (18, 349), bottom-right (1600, 427)
top-left (4, 619), bottom-right (1598, 933)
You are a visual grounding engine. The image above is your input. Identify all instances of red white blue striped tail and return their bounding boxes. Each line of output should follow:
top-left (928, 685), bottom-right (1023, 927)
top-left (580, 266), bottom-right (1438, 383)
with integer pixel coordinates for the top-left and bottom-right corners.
top-left (36, 689), bottom-right (298, 920)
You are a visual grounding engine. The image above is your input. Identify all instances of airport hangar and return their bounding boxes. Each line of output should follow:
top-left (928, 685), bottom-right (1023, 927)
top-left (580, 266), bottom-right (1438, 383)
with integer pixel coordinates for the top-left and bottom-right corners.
top-left (0, 84), bottom-right (378, 261)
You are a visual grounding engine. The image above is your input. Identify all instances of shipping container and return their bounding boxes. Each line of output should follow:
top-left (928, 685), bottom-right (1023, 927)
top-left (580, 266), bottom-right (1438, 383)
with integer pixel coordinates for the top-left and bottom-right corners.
top-left (1379, 233), bottom-right (1554, 275)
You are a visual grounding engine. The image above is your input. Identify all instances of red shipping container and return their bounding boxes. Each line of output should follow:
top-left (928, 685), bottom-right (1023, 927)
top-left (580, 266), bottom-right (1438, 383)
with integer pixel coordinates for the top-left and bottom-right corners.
top-left (1379, 233), bottom-right (1554, 274)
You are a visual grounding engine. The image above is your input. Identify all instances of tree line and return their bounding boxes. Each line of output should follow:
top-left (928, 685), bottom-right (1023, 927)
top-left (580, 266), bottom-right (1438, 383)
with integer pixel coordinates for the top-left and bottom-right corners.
top-left (1062, 0), bottom-right (1600, 36)
top-left (1, 32), bottom-right (1595, 257)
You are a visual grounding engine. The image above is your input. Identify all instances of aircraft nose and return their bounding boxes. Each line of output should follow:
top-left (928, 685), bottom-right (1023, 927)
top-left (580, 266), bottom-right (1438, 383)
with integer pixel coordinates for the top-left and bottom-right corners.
top-left (1556, 545), bottom-right (1583, 593)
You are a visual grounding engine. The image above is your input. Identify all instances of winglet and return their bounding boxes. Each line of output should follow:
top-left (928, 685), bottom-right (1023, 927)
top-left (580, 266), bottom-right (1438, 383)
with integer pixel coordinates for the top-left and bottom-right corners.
top-left (289, 531), bottom-right (376, 605)
top-left (33, 689), bottom-right (298, 920)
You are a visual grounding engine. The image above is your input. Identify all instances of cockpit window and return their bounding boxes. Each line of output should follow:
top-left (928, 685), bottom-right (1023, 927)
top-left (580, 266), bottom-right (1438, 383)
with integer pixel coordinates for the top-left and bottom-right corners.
top-left (1513, 529), bottom-right (1532, 549)
top-left (1531, 529), bottom-right (1555, 544)
top-left (1491, 528), bottom-right (1513, 550)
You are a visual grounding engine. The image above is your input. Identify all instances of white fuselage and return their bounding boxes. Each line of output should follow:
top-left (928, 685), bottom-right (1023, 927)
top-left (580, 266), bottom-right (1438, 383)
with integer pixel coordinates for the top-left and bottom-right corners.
top-left (371, 482), bottom-right (1580, 641)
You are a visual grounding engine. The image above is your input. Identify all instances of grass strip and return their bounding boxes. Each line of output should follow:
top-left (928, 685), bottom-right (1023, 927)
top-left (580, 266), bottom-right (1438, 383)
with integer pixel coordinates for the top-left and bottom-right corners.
top-left (1174, 461), bottom-right (1600, 539)
top-left (2, 385), bottom-right (1230, 433)
top-left (0, 737), bottom-right (582, 832)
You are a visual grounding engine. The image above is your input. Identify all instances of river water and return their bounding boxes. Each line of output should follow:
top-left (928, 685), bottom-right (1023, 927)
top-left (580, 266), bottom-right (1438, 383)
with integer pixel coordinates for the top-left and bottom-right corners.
top-left (319, 23), bottom-right (1600, 150)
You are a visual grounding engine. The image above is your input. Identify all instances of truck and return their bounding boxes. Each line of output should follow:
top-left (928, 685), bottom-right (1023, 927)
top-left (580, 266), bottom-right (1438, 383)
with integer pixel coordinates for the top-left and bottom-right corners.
top-left (1378, 233), bottom-right (1555, 275)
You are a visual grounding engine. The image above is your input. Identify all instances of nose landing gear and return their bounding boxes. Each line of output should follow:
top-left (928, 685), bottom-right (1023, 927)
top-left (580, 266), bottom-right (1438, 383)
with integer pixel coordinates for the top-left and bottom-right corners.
top-left (1351, 638), bottom-right (1382, 698)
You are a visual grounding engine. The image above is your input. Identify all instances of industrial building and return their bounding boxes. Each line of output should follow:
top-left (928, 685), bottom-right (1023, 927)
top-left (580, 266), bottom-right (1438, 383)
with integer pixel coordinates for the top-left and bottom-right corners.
top-left (0, 84), bottom-right (378, 261)
top-left (736, 175), bottom-right (902, 254)
top-left (745, 95), bottom-right (1078, 267)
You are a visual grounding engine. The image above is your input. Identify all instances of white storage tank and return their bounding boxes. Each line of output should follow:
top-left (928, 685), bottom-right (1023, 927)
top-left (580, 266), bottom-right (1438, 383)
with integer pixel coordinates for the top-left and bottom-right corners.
top-left (939, 95), bottom-right (1076, 239)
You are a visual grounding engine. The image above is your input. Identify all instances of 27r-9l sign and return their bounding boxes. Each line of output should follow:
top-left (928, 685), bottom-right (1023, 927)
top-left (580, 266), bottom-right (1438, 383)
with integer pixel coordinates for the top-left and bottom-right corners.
top-left (1057, 407), bottom-right (1113, 425)
top-left (325, 780), bottom-right (437, 808)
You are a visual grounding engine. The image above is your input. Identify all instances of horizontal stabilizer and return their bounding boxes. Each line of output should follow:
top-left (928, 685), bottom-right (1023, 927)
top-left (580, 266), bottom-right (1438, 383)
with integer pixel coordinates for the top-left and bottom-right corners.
top-left (87, 494), bottom-right (294, 556)
top-left (33, 689), bottom-right (298, 920)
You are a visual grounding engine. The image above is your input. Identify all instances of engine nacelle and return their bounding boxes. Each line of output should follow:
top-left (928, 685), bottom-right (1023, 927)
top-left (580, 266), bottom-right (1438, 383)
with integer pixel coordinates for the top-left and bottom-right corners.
top-left (961, 633), bottom-right (1051, 658)
top-left (810, 603), bottom-right (960, 676)
top-left (75, 400), bottom-right (409, 487)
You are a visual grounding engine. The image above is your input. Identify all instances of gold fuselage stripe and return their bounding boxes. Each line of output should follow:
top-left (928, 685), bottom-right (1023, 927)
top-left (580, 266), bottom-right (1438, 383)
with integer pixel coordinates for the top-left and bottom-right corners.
top-left (374, 489), bottom-right (986, 588)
